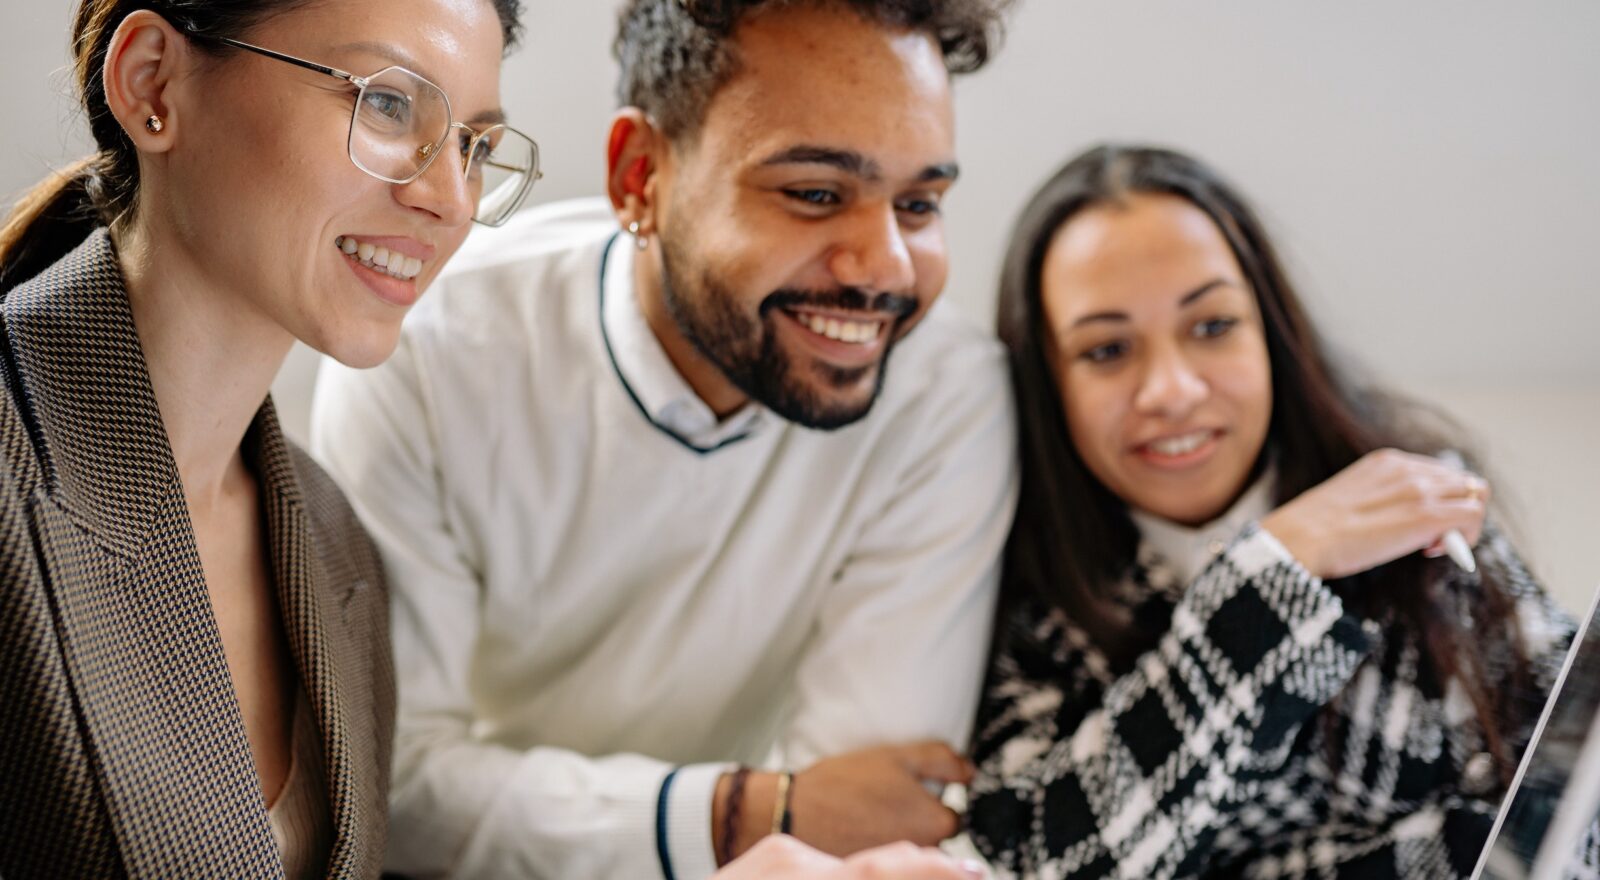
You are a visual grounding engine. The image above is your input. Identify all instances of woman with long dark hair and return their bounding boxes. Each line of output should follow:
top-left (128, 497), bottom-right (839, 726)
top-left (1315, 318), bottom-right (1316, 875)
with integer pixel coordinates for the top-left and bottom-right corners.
top-left (966, 144), bottom-right (1574, 878)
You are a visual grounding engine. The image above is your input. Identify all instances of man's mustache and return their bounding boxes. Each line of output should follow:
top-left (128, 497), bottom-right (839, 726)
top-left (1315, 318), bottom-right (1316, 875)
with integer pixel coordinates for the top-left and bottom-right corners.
top-left (760, 287), bottom-right (918, 320)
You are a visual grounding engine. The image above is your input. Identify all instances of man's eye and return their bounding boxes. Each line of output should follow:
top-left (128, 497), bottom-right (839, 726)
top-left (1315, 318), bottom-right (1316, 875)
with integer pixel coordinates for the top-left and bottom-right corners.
top-left (784, 189), bottom-right (840, 207)
top-left (896, 198), bottom-right (941, 217)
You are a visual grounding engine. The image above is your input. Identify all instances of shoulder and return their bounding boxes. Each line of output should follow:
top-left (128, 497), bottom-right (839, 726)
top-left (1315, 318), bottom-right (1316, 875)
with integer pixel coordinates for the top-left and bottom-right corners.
top-left (865, 301), bottom-right (1013, 438)
top-left (401, 197), bottom-right (617, 350)
top-left (316, 200), bottom-right (618, 444)
top-left (885, 301), bottom-right (1009, 397)
top-left (1471, 520), bottom-right (1575, 661)
top-left (808, 302), bottom-right (1016, 513)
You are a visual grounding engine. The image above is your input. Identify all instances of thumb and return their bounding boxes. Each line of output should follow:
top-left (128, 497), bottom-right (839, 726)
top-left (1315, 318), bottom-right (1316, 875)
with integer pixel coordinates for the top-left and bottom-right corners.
top-left (897, 741), bottom-right (974, 784)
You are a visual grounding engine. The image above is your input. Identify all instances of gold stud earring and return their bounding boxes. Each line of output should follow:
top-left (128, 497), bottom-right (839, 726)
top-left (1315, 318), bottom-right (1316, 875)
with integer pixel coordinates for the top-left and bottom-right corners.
top-left (145, 115), bottom-right (164, 134)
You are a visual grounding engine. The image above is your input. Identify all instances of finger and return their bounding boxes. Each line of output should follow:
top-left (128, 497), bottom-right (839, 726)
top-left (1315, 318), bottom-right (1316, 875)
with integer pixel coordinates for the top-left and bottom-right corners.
top-left (1429, 497), bottom-right (1489, 548)
top-left (897, 741), bottom-right (973, 784)
top-left (842, 843), bottom-right (983, 880)
top-left (1401, 469), bottom-right (1486, 516)
top-left (1369, 448), bottom-right (1462, 482)
top-left (733, 834), bottom-right (839, 874)
top-left (902, 802), bottom-right (965, 845)
top-left (1409, 467), bottom-right (1482, 503)
top-left (934, 804), bottom-right (963, 841)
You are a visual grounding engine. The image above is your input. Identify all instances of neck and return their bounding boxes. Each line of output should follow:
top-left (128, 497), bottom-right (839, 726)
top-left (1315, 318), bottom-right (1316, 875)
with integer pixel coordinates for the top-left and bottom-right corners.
top-left (631, 241), bottom-right (750, 419)
top-left (115, 222), bottom-right (294, 508)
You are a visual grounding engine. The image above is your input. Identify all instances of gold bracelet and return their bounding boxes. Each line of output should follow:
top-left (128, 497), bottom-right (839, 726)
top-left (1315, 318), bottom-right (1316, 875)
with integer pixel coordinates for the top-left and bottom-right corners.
top-left (771, 771), bottom-right (793, 836)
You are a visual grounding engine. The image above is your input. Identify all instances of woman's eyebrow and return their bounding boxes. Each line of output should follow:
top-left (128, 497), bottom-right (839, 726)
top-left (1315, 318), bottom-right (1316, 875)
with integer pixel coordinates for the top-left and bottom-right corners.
top-left (333, 41), bottom-right (506, 127)
top-left (1065, 279), bottom-right (1236, 330)
top-left (1179, 278), bottom-right (1233, 307)
top-left (465, 108), bottom-right (507, 126)
top-left (334, 40), bottom-right (438, 84)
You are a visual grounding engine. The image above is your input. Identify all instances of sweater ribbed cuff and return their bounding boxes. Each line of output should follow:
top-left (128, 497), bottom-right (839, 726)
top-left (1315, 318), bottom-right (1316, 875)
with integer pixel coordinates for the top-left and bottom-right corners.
top-left (660, 762), bottom-right (735, 880)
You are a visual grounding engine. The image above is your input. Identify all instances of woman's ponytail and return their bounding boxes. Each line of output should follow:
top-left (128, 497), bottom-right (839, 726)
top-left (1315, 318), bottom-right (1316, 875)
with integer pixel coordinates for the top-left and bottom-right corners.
top-left (0, 157), bottom-right (108, 292)
top-left (0, 0), bottom-right (144, 293)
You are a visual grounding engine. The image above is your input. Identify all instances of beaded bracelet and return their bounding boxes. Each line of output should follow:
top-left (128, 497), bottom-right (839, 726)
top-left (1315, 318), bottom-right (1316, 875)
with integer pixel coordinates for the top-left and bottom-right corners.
top-left (719, 766), bottom-right (751, 866)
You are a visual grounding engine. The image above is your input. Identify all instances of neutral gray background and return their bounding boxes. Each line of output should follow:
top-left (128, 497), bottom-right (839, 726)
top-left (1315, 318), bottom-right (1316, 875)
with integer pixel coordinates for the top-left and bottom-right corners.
top-left (4, 2), bottom-right (1597, 611)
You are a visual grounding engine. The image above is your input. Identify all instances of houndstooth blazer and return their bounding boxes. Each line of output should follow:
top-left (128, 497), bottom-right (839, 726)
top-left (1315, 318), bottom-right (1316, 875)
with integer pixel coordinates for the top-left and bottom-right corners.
top-left (0, 229), bottom-right (395, 878)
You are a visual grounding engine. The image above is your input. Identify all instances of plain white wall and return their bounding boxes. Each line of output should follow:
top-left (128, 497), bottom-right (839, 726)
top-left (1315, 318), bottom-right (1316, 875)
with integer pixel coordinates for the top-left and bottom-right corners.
top-left (3, 2), bottom-right (1597, 610)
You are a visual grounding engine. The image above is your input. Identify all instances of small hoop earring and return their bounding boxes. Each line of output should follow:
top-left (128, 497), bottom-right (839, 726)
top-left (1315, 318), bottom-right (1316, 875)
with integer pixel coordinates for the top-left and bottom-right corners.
top-left (144, 115), bottom-right (164, 134)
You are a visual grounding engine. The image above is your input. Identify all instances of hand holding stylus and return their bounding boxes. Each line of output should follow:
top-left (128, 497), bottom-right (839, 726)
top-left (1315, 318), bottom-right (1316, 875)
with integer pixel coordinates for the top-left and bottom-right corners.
top-left (1260, 448), bottom-right (1490, 580)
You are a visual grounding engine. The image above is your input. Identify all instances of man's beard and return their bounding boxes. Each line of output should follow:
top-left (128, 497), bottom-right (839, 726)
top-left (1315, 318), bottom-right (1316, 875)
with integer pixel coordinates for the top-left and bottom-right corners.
top-left (657, 233), bottom-right (916, 431)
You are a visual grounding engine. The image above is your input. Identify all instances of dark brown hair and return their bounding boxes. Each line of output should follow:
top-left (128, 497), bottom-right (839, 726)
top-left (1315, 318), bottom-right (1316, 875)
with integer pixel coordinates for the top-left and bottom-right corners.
top-left (996, 144), bottom-right (1529, 781)
top-left (0, 0), bottom-right (525, 293)
top-left (612, 0), bottom-right (1012, 141)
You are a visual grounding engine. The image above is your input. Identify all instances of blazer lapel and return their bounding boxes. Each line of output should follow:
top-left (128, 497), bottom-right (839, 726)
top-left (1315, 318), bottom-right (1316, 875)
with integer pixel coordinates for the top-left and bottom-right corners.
top-left (2, 230), bottom-right (283, 877)
top-left (247, 401), bottom-right (366, 875)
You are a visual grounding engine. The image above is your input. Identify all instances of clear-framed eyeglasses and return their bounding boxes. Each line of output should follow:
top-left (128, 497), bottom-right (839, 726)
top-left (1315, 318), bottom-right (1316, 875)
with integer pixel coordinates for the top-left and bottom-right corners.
top-left (203, 36), bottom-right (541, 227)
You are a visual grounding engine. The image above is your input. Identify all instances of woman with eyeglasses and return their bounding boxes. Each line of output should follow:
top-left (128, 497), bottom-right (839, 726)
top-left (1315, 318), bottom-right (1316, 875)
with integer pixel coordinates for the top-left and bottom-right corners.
top-left (0, 0), bottom-right (539, 875)
top-left (965, 145), bottom-right (1577, 879)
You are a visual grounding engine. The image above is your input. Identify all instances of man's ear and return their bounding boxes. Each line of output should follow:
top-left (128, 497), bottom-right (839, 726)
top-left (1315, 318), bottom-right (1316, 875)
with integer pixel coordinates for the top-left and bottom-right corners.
top-left (605, 108), bottom-right (668, 236)
top-left (102, 10), bottom-right (192, 153)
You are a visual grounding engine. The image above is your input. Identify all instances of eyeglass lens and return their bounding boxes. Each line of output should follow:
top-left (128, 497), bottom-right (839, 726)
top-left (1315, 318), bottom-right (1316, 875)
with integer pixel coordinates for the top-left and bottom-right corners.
top-left (348, 67), bottom-right (538, 225)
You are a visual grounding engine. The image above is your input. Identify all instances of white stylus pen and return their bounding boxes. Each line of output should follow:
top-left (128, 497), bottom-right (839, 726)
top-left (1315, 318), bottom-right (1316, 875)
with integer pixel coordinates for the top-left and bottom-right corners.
top-left (1437, 450), bottom-right (1477, 574)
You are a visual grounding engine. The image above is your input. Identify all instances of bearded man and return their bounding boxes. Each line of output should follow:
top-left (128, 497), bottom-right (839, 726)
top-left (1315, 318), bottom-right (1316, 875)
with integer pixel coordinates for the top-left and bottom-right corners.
top-left (311, 2), bottom-right (1016, 877)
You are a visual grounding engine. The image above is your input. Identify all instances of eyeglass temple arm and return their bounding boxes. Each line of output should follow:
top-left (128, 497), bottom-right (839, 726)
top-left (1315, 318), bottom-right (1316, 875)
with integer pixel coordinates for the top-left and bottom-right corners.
top-left (483, 160), bottom-right (543, 179)
top-left (210, 36), bottom-right (362, 85)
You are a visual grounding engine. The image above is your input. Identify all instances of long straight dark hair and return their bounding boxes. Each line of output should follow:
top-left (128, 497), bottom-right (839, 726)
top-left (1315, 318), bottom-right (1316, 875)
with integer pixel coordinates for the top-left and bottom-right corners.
top-left (995, 144), bottom-right (1528, 780)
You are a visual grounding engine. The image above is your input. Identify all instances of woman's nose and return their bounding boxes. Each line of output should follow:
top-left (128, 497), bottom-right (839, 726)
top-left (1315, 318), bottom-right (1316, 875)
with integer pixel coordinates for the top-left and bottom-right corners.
top-left (1133, 347), bottom-right (1208, 419)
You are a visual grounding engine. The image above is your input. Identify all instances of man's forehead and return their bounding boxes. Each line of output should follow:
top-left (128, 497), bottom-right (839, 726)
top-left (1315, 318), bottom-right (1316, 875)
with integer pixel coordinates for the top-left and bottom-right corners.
top-left (730, 6), bottom-right (952, 97)
top-left (710, 111), bottom-right (957, 184)
top-left (699, 13), bottom-right (957, 179)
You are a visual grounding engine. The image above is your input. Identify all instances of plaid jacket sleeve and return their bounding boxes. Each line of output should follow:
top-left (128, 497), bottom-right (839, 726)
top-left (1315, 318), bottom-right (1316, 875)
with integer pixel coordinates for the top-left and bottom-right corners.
top-left (968, 525), bottom-right (1374, 880)
top-left (1233, 792), bottom-right (1500, 878)
top-left (1226, 521), bottom-right (1580, 880)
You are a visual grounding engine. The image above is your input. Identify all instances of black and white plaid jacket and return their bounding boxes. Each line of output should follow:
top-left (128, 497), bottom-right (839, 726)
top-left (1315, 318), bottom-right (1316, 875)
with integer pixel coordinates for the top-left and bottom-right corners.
top-left (968, 522), bottom-right (1572, 879)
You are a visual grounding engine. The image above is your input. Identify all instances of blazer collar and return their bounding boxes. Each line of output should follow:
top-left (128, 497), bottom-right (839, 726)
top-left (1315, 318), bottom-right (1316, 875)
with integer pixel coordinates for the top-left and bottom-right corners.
top-left (4, 229), bottom-right (363, 871)
top-left (2, 228), bottom-right (177, 558)
top-left (245, 400), bottom-right (366, 870)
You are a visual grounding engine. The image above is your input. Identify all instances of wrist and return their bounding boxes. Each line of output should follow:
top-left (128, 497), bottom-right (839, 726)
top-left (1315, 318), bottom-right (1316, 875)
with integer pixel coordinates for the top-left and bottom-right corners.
top-left (1259, 510), bottom-right (1320, 577)
top-left (712, 770), bottom-right (777, 865)
top-left (739, 771), bottom-right (777, 857)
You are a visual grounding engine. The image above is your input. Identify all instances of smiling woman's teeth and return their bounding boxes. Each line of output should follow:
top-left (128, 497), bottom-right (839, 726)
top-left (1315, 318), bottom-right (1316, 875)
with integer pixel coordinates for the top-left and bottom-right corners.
top-left (1148, 431), bottom-right (1212, 456)
top-left (795, 312), bottom-right (883, 344)
top-left (336, 236), bottom-right (423, 281)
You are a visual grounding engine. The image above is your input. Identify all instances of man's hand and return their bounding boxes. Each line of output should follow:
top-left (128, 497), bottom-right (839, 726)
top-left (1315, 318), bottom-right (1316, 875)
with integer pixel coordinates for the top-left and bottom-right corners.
top-left (712, 835), bottom-right (987, 880)
top-left (793, 741), bottom-right (972, 856)
top-left (714, 741), bottom-right (973, 863)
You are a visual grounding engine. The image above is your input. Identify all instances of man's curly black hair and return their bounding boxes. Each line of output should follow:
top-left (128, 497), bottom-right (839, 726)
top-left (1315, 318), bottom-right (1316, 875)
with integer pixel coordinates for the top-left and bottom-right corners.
top-left (613, 0), bottom-right (1013, 141)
